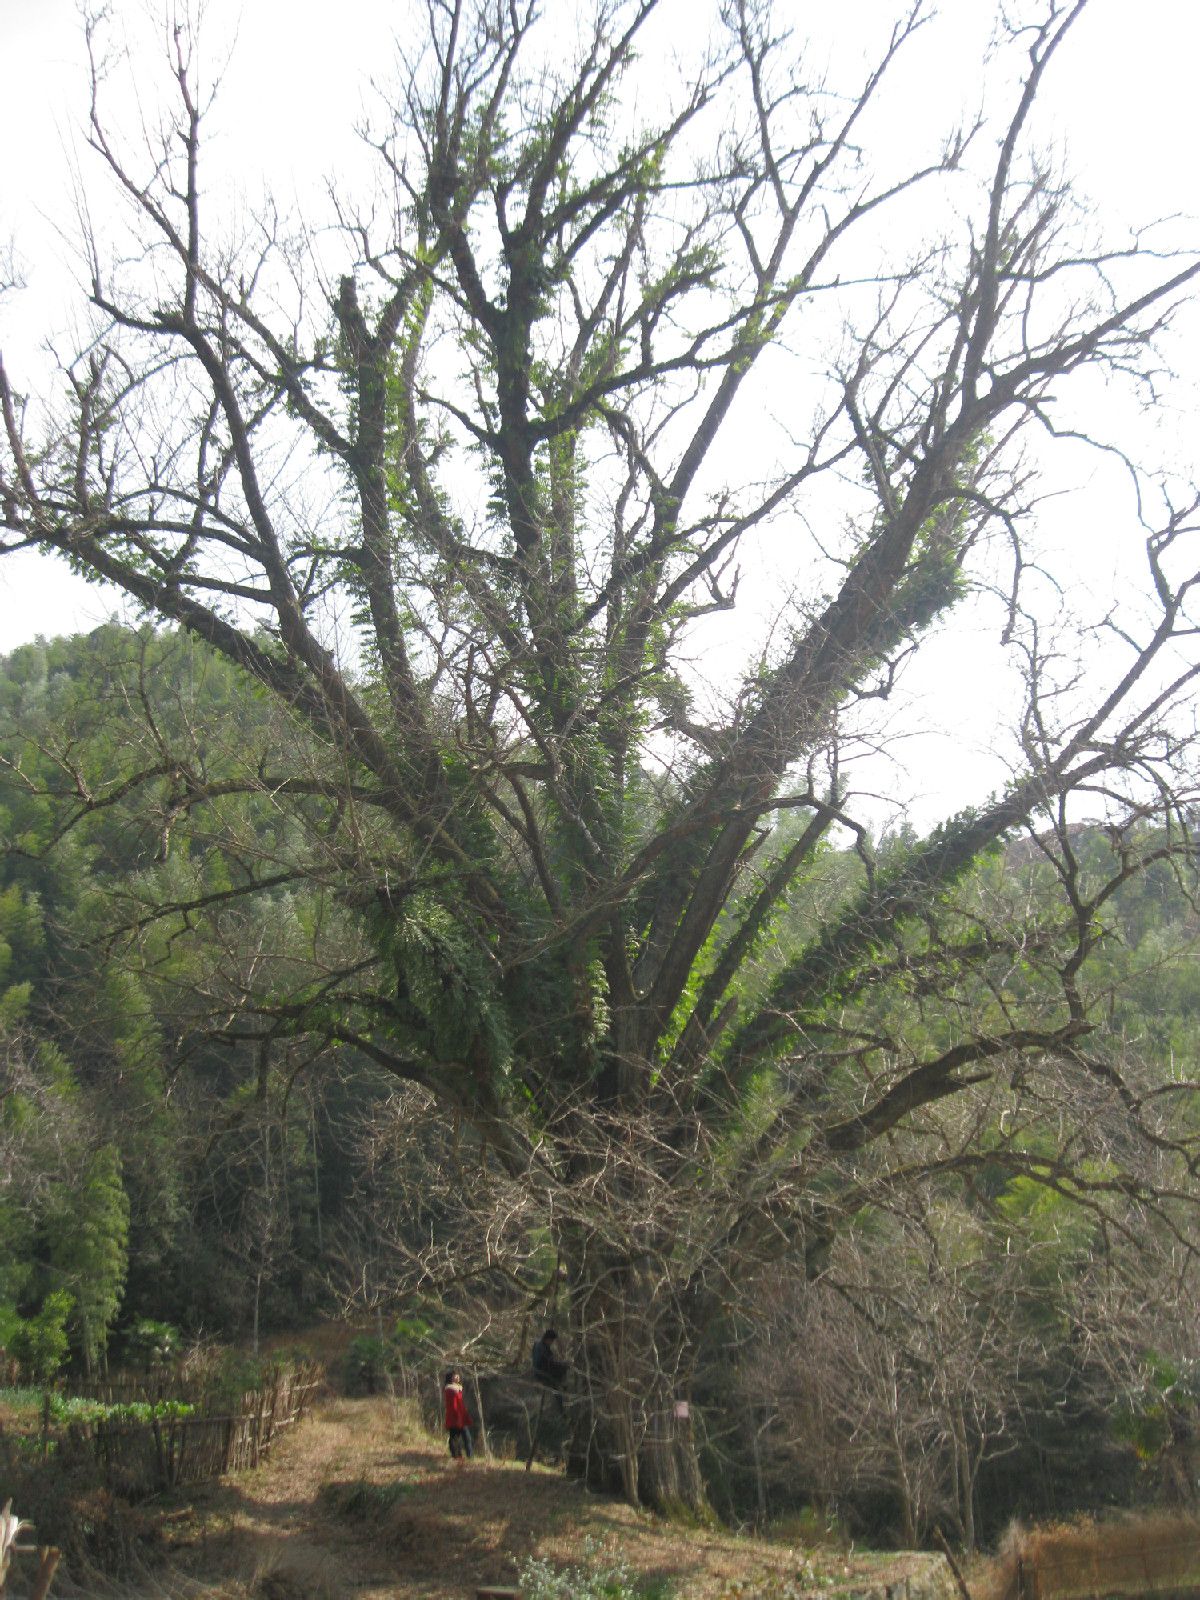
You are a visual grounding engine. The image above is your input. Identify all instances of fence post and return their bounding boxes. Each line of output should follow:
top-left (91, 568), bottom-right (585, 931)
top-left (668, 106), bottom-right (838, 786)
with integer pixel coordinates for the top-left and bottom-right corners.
top-left (469, 1369), bottom-right (491, 1459)
top-left (152, 1416), bottom-right (166, 1490)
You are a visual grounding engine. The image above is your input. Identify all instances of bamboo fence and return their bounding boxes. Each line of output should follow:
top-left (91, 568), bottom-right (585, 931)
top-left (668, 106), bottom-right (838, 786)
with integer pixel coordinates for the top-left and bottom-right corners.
top-left (39, 1364), bottom-right (322, 1495)
top-left (999, 1522), bottom-right (1200, 1600)
top-left (61, 1375), bottom-right (202, 1407)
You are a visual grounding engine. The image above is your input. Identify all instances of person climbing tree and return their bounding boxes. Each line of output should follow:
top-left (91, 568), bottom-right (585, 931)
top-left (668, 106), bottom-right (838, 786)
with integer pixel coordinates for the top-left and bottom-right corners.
top-left (532, 1329), bottom-right (568, 1389)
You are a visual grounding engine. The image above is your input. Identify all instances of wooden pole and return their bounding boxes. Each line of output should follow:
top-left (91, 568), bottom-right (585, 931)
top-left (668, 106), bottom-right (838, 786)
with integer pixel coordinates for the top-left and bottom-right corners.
top-left (469, 1369), bottom-right (491, 1459)
top-left (152, 1416), bottom-right (166, 1490)
top-left (934, 1526), bottom-right (973, 1600)
top-left (525, 1388), bottom-right (547, 1473)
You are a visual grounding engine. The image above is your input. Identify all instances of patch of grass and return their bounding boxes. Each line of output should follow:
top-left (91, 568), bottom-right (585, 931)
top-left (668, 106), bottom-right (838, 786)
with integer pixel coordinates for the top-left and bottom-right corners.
top-left (639, 1580), bottom-right (676, 1600)
top-left (716, 1559), bottom-right (842, 1599)
top-left (250, 1550), bottom-right (341, 1600)
top-left (767, 1506), bottom-right (851, 1550)
top-left (657, 1495), bottom-right (720, 1532)
top-left (315, 1476), bottom-right (412, 1522)
top-left (133, 1553), bottom-right (342, 1600)
top-left (0, 1385), bottom-right (45, 1428)
top-left (387, 1393), bottom-right (431, 1446)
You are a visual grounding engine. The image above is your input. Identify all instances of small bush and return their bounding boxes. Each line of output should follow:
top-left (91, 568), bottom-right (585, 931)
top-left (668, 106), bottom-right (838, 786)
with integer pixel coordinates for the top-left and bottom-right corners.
top-left (126, 1317), bottom-right (181, 1370)
top-left (201, 1348), bottom-right (287, 1410)
top-left (768, 1505), bottom-right (850, 1549)
top-left (342, 1335), bottom-right (389, 1396)
top-left (7, 1290), bottom-right (73, 1383)
top-left (519, 1538), bottom-right (673, 1600)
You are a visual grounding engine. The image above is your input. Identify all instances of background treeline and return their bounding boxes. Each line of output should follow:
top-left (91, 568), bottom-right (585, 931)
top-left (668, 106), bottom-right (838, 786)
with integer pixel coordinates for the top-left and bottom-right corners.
top-left (1, 625), bottom-right (1196, 1547)
top-left (0, 626), bottom-right (372, 1358)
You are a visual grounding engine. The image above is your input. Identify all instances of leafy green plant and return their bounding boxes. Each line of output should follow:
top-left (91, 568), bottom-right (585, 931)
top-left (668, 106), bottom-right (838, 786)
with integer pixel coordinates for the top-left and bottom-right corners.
top-left (126, 1317), bottom-right (180, 1370)
top-left (201, 1348), bottom-right (287, 1409)
top-left (44, 1143), bottom-right (129, 1376)
top-left (1113, 1353), bottom-right (1200, 1462)
top-left (8, 1288), bottom-right (73, 1382)
top-left (47, 1394), bottom-right (195, 1425)
top-left (519, 1539), bottom-right (671, 1600)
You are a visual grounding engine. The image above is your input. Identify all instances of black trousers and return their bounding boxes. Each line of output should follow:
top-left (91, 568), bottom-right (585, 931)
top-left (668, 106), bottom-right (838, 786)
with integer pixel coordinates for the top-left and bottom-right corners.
top-left (448, 1426), bottom-right (473, 1458)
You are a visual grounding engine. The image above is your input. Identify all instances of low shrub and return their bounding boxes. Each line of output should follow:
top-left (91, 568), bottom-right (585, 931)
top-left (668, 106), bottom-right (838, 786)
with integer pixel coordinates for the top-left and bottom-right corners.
top-left (125, 1317), bottom-right (181, 1371)
top-left (519, 1538), bottom-right (673, 1600)
top-left (342, 1335), bottom-right (390, 1396)
top-left (5, 1291), bottom-right (73, 1384)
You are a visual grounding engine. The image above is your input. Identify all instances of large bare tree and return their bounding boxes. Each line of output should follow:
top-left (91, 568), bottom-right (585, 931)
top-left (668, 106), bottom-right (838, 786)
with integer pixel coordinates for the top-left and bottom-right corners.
top-left (3, 0), bottom-right (1199, 1509)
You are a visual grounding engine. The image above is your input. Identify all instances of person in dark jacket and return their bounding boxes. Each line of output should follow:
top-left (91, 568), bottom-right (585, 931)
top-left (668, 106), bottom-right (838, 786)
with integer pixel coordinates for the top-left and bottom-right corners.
top-left (443, 1368), bottom-right (474, 1461)
top-left (531, 1328), bottom-right (567, 1387)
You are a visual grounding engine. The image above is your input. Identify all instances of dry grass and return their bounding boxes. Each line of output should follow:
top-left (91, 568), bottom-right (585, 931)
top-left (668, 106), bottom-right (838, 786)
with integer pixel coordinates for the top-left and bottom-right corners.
top-left (15, 1387), bottom-right (1192, 1600)
top-left (977, 1512), bottom-right (1200, 1600)
top-left (45, 1393), bottom-right (937, 1600)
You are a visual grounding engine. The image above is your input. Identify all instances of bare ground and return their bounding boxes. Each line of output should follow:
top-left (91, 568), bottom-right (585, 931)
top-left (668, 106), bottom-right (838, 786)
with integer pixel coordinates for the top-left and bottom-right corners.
top-left (134, 1394), bottom-right (933, 1600)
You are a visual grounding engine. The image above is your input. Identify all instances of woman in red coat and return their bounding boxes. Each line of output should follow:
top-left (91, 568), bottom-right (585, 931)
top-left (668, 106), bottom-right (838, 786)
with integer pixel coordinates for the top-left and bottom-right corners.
top-left (443, 1368), bottom-right (474, 1461)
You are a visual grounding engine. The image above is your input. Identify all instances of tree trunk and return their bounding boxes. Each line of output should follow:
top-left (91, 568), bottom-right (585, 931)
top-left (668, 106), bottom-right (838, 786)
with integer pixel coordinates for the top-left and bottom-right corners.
top-left (569, 1366), bottom-right (707, 1514)
top-left (951, 1402), bottom-right (975, 1554)
top-left (750, 1408), bottom-right (769, 1529)
top-left (251, 1269), bottom-right (262, 1358)
top-left (564, 1251), bottom-right (709, 1516)
top-left (888, 1401), bottom-right (919, 1549)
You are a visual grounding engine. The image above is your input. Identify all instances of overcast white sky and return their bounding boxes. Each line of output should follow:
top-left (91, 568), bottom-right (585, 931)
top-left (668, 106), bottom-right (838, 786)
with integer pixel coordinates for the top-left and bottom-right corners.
top-left (1, 0), bottom-right (1198, 825)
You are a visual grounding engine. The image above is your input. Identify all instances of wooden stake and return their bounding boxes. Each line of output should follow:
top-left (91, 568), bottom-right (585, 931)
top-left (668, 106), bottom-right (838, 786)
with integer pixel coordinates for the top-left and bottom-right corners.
top-left (934, 1525), bottom-right (973, 1600)
top-left (524, 1388), bottom-right (547, 1472)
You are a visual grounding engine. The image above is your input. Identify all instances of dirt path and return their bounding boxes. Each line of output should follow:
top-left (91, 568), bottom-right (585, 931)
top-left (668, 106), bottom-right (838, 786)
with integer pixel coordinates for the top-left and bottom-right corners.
top-left (161, 1396), bottom-right (939, 1600)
